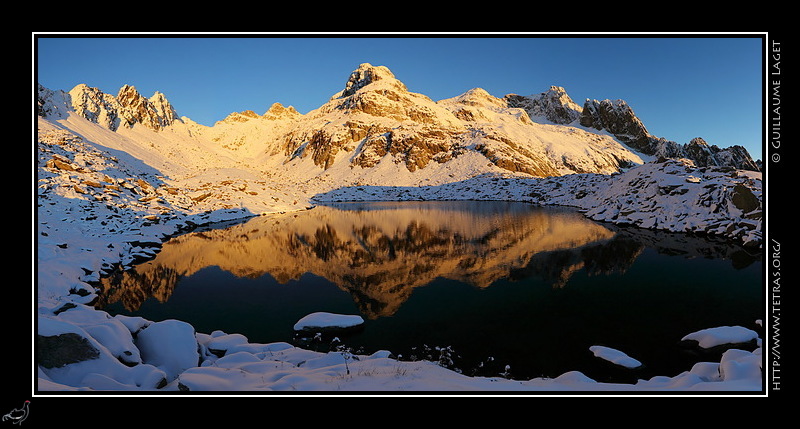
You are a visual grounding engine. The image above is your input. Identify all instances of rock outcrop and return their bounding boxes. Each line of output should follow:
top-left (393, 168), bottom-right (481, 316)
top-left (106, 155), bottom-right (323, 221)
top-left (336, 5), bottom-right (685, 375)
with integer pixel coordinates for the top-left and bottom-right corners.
top-left (37, 332), bottom-right (101, 369)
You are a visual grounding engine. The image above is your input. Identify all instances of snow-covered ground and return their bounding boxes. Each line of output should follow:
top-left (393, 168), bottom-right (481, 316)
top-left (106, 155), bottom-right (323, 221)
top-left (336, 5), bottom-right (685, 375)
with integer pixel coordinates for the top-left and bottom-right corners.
top-left (35, 120), bottom-right (764, 395)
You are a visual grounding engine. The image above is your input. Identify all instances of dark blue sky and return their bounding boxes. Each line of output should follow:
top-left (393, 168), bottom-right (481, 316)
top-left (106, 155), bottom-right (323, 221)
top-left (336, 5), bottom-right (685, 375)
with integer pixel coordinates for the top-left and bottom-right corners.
top-left (35, 34), bottom-right (765, 160)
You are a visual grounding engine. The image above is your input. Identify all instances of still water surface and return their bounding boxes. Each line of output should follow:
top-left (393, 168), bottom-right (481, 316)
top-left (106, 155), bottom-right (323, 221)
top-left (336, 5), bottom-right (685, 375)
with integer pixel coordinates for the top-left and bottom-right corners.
top-left (98, 201), bottom-right (763, 383)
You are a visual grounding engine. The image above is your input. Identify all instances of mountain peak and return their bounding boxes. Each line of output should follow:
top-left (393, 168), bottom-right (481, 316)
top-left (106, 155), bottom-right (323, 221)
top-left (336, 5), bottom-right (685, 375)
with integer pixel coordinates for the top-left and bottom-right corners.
top-left (220, 110), bottom-right (261, 124)
top-left (115, 84), bottom-right (178, 130)
top-left (117, 84), bottom-right (140, 99)
top-left (342, 63), bottom-right (406, 97)
top-left (263, 102), bottom-right (301, 119)
top-left (452, 88), bottom-right (506, 108)
top-left (504, 86), bottom-right (582, 125)
top-left (542, 86), bottom-right (581, 109)
top-left (217, 103), bottom-right (302, 125)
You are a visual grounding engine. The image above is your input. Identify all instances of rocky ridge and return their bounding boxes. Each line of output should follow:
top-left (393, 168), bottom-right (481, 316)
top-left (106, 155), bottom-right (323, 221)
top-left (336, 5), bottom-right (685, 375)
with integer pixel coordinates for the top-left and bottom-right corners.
top-left (579, 98), bottom-right (760, 171)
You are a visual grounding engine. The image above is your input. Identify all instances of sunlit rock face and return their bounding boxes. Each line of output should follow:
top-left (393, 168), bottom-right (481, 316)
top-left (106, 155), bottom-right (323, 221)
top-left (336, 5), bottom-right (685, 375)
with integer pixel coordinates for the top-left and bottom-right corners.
top-left (96, 202), bottom-right (623, 318)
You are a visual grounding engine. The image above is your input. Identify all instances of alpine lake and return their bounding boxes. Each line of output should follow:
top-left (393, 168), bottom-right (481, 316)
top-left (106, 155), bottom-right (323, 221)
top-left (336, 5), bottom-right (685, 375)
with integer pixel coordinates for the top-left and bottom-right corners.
top-left (96, 201), bottom-right (763, 384)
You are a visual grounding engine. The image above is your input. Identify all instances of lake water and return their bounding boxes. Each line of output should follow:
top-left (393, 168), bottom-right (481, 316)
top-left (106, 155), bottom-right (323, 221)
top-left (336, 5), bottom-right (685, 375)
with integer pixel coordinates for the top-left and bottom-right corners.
top-left (97, 201), bottom-right (763, 383)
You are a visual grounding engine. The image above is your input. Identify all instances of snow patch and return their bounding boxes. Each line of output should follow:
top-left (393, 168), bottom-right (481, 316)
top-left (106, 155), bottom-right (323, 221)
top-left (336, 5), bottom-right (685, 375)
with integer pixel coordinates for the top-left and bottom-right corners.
top-left (293, 312), bottom-right (365, 331)
top-left (681, 326), bottom-right (760, 349)
top-left (589, 346), bottom-right (643, 369)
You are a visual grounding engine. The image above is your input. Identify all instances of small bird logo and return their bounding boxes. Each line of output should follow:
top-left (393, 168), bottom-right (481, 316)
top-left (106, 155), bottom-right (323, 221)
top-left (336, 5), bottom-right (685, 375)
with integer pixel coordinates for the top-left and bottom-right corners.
top-left (2, 401), bottom-right (29, 425)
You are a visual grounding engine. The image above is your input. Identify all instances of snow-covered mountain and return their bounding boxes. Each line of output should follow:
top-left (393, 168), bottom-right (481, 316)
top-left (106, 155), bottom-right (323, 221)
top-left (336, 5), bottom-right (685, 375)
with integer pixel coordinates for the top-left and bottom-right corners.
top-left (38, 63), bottom-right (759, 182)
top-left (41, 63), bottom-right (646, 178)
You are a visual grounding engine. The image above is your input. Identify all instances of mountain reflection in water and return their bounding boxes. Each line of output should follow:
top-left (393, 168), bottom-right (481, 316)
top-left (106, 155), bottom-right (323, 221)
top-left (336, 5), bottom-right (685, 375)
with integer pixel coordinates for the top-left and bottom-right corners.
top-left (96, 201), bottom-right (763, 381)
top-left (96, 201), bottom-right (757, 320)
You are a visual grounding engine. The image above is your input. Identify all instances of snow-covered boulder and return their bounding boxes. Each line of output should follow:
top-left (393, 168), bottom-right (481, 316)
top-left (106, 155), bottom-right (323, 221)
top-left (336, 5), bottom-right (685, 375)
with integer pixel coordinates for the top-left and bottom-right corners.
top-left (200, 331), bottom-right (250, 358)
top-left (135, 319), bottom-right (200, 381)
top-left (37, 316), bottom-right (168, 390)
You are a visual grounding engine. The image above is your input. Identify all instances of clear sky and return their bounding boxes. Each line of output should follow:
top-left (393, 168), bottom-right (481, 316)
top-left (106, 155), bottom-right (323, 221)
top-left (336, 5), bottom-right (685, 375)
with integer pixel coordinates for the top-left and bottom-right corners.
top-left (35, 33), bottom-right (765, 161)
